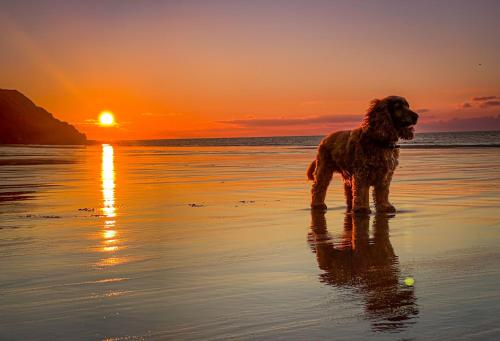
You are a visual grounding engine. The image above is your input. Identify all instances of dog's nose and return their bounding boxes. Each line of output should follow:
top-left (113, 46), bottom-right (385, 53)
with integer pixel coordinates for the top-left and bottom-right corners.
top-left (411, 111), bottom-right (419, 124)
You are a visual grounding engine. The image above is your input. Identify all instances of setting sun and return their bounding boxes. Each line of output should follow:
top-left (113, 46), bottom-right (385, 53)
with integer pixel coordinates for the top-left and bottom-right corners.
top-left (99, 111), bottom-right (115, 126)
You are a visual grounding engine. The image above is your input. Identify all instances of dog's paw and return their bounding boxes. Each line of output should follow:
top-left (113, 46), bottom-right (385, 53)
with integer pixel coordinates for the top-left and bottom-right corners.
top-left (353, 206), bottom-right (371, 215)
top-left (311, 203), bottom-right (328, 211)
top-left (377, 204), bottom-right (396, 213)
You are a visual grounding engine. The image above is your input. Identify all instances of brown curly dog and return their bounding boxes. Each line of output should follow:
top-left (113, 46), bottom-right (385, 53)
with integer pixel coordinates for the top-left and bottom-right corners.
top-left (307, 96), bottom-right (418, 214)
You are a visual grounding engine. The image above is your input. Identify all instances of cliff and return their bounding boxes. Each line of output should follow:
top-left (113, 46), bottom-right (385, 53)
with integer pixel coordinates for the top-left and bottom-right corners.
top-left (0, 89), bottom-right (87, 145)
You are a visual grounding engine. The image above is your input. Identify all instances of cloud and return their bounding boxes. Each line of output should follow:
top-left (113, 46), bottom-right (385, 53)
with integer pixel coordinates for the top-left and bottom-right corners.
top-left (140, 112), bottom-right (181, 117)
top-left (480, 100), bottom-right (500, 108)
top-left (219, 114), bottom-right (360, 127)
top-left (153, 114), bottom-right (500, 138)
top-left (79, 118), bottom-right (129, 128)
top-left (472, 96), bottom-right (498, 101)
top-left (155, 127), bottom-right (247, 139)
top-left (459, 96), bottom-right (500, 109)
top-left (416, 108), bottom-right (430, 113)
top-left (420, 115), bottom-right (500, 132)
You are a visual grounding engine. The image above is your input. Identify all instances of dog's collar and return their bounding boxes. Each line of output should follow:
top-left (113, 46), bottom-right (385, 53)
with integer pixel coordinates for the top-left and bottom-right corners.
top-left (386, 143), bottom-right (400, 149)
top-left (373, 141), bottom-right (400, 149)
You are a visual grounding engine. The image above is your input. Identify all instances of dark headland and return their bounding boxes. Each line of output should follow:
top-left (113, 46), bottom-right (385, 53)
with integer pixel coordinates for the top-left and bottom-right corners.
top-left (0, 89), bottom-right (87, 145)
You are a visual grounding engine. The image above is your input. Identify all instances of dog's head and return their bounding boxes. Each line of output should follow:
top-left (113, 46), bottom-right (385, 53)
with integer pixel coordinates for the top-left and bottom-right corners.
top-left (362, 96), bottom-right (419, 142)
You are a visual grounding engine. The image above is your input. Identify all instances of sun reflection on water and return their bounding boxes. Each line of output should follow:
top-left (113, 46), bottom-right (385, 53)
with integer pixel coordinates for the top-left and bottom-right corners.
top-left (103, 229), bottom-right (117, 239)
top-left (102, 144), bottom-right (116, 219)
top-left (98, 144), bottom-right (125, 265)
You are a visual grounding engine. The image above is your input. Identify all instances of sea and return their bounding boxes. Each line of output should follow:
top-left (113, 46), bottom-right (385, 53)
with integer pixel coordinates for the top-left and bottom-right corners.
top-left (115, 130), bottom-right (500, 147)
top-left (1, 130), bottom-right (500, 340)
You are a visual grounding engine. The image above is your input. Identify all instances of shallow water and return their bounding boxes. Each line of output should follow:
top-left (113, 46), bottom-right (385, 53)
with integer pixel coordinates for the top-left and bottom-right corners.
top-left (1, 145), bottom-right (499, 340)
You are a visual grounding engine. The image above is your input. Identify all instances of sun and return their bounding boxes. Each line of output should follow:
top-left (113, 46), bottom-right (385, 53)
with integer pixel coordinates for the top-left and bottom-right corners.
top-left (99, 111), bottom-right (115, 126)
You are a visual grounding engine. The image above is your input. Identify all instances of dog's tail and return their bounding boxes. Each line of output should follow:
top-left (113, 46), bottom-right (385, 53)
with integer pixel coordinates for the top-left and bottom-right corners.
top-left (306, 160), bottom-right (316, 181)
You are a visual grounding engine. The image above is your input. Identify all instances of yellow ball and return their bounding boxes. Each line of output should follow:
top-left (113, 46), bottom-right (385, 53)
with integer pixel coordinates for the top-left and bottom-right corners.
top-left (404, 277), bottom-right (415, 286)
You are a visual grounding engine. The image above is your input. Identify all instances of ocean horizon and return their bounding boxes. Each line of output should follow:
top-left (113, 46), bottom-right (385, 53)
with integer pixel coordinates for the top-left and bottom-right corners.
top-left (85, 130), bottom-right (500, 148)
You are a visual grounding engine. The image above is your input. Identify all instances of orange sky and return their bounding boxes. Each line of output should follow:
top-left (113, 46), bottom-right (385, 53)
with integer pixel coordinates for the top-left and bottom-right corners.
top-left (1, 1), bottom-right (499, 140)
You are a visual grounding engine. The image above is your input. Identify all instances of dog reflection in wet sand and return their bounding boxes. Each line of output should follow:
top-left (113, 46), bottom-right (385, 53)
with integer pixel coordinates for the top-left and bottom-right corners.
top-left (308, 211), bottom-right (418, 332)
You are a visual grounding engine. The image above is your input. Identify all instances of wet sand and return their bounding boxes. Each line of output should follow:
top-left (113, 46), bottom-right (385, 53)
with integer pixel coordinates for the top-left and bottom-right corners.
top-left (1, 145), bottom-right (499, 340)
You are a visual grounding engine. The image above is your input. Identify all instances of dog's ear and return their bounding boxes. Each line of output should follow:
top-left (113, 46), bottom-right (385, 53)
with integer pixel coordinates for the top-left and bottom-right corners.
top-left (362, 98), bottom-right (398, 142)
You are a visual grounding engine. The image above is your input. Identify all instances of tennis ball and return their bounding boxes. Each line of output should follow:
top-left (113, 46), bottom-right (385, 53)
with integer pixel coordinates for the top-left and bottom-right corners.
top-left (404, 277), bottom-right (415, 286)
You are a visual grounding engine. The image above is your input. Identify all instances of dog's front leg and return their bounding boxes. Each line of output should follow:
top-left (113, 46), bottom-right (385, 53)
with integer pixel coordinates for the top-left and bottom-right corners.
top-left (373, 176), bottom-right (396, 213)
top-left (352, 176), bottom-right (371, 215)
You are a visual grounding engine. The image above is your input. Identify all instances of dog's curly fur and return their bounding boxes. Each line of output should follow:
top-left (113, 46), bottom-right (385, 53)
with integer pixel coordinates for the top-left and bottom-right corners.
top-left (307, 96), bottom-right (419, 214)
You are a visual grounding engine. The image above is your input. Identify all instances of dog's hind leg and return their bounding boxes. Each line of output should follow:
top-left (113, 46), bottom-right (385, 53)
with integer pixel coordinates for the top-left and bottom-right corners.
top-left (311, 147), bottom-right (334, 210)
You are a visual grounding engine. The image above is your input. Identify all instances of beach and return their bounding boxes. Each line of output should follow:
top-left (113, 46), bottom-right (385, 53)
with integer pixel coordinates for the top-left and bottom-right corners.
top-left (1, 142), bottom-right (500, 340)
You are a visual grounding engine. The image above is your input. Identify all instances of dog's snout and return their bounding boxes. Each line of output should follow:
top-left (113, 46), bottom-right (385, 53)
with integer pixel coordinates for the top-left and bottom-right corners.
top-left (410, 111), bottom-right (419, 124)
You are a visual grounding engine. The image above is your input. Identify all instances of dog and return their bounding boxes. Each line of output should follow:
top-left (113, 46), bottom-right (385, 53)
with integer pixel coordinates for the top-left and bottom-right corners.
top-left (307, 96), bottom-right (418, 213)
